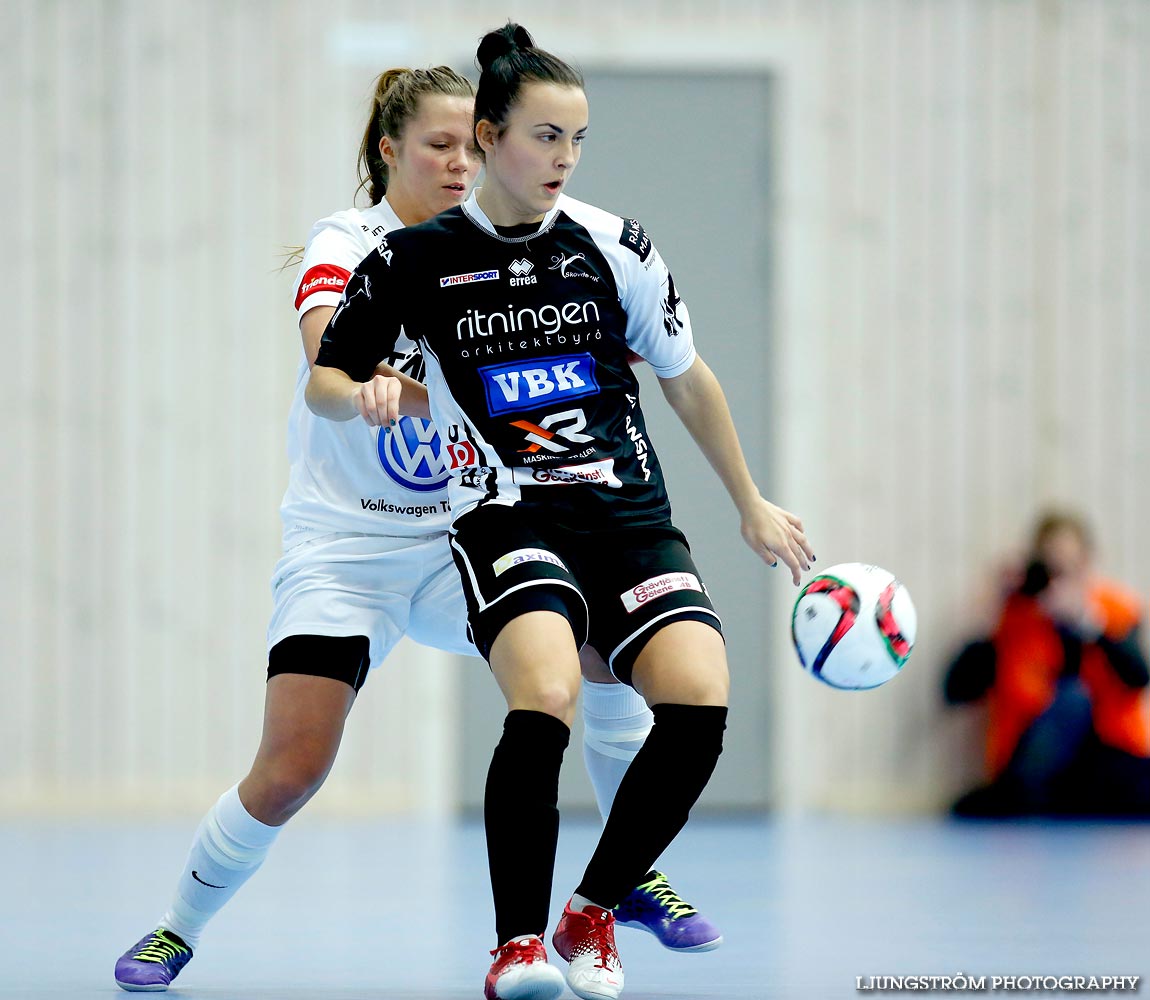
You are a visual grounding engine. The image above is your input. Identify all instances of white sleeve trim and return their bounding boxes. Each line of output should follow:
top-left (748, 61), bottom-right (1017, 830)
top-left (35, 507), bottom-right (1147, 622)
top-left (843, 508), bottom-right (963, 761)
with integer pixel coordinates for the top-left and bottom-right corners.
top-left (647, 344), bottom-right (698, 379)
top-left (295, 290), bottom-right (344, 322)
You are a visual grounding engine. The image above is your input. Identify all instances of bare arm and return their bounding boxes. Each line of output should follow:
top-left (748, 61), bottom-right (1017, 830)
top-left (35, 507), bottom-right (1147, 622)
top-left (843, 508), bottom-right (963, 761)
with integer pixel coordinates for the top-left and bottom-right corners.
top-left (658, 354), bottom-right (813, 585)
top-left (300, 305), bottom-right (430, 420)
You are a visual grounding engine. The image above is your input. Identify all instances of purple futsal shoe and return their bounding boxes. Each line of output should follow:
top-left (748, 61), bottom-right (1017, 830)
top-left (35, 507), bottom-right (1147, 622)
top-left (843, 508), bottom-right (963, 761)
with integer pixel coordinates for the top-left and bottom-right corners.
top-left (114, 928), bottom-right (193, 992)
top-left (613, 870), bottom-right (723, 952)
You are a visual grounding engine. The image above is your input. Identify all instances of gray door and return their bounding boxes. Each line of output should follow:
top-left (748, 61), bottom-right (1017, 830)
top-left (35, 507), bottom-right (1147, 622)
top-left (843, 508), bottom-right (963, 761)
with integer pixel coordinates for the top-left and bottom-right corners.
top-left (458, 71), bottom-right (775, 811)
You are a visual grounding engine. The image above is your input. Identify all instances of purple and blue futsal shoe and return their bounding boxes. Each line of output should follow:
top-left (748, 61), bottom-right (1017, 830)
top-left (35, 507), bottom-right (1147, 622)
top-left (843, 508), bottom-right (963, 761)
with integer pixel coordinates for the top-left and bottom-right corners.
top-left (613, 870), bottom-right (723, 951)
top-left (114, 928), bottom-right (193, 992)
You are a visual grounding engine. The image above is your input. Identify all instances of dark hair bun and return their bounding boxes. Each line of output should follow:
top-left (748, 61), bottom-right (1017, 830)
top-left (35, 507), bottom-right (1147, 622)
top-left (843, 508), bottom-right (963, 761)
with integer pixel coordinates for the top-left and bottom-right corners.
top-left (477, 22), bottom-right (535, 71)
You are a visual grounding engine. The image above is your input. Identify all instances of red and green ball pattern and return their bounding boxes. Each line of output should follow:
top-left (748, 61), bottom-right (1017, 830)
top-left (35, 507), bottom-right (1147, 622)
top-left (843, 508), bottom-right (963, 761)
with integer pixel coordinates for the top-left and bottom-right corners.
top-left (791, 574), bottom-right (861, 677)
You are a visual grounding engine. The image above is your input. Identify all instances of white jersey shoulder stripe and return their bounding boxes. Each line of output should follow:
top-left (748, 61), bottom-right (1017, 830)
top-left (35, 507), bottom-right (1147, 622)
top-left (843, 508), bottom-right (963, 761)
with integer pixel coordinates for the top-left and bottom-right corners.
top-left (555, 195), bottom-right (697, 379)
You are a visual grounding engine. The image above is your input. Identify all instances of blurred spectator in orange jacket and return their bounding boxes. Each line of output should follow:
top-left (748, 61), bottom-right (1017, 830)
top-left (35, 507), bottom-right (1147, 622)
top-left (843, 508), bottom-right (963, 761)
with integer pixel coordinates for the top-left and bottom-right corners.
top-left (945, 510), bottom-right (1150, 817)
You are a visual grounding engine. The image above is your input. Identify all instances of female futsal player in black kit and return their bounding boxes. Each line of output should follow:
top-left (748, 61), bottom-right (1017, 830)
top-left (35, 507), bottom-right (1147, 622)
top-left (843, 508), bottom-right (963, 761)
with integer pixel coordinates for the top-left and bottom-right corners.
top-left (308, 24), bottom-right (813, 1000)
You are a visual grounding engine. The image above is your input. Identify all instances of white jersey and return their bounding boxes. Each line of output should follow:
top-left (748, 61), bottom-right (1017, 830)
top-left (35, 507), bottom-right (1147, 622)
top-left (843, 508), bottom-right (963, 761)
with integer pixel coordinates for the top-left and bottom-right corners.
top-left (282, 200), bottom-right (451, 542)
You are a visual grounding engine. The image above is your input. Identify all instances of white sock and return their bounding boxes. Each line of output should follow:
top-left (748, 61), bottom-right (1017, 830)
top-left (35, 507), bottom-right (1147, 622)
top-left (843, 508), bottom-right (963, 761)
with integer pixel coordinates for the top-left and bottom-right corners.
top-left (157, 784), bottom-right (281, 950)
top-left (581, 678), bottom-right (653, 822)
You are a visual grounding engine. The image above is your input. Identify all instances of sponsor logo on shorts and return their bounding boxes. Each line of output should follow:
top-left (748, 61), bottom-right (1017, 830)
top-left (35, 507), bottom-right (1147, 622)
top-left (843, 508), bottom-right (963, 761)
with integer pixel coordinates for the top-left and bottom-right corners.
top-left (376, 417), bottom-right (449, 493)
top-left (493, 548), bottom-right (569, 577)
top-left (440, 269), bottom-right (500, 288)
top-left (479, 354), bottom-right (599, 415)
top-left (621, 572), bottom-right (703, 614)
top-left (511, 459), bottom-right (622, 488)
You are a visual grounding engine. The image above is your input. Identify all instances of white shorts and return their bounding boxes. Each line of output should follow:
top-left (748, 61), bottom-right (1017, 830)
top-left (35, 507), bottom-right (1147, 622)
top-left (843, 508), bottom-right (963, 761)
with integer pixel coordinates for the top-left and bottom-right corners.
top-left (267, 531), bottom-right (477, 670)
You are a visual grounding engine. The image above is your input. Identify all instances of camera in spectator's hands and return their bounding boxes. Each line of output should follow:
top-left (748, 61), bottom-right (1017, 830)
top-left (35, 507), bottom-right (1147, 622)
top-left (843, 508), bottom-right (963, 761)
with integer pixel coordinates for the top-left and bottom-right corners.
top-left (1019, 559), bottom-right (1054, 597)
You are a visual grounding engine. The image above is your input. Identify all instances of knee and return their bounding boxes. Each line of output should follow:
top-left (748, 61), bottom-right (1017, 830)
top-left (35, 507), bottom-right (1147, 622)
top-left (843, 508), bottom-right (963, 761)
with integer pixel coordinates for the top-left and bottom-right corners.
top-left (638, 664), bottom-right (730, 708)
top-left (246, 752), bottom-right (334, 820)
top-left (512, 681), bottom-right (581, 725)
top-left (673, 675), bottom-right (731, 707)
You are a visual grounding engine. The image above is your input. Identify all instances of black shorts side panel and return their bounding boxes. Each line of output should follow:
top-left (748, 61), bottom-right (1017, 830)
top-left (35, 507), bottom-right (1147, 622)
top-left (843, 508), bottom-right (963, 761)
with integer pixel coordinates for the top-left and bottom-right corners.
top-left (449, 505), bottom-right (589, 662)
top-left (578, 524), bottom-right (724, 685)
top-left (267, 634), bottom-right (371, 693)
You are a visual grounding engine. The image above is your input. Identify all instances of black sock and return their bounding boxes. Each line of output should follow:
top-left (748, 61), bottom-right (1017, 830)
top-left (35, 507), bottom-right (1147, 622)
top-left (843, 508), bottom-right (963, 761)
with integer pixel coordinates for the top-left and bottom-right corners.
top-left (485, 709), bottom-right (571, 944)
top-left (575, 703), bottom-right (727, 908)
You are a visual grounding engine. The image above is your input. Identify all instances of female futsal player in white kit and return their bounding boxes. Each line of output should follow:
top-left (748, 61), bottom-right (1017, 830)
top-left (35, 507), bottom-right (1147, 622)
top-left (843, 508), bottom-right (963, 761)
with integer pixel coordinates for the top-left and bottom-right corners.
top-left (114, 65), bottom-right (718, 993)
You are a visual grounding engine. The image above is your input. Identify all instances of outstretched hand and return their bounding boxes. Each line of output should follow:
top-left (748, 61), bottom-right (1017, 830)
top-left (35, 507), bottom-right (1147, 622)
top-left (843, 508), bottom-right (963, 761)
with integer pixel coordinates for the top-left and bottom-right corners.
top-left (354, 373), bottom-right (403, 428)
top-left (740, 498), bottom-right (814, 586)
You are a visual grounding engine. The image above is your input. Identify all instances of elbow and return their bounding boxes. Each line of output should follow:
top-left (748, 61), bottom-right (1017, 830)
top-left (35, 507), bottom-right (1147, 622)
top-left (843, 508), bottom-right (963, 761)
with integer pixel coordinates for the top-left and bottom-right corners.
top-left (303, 367), bottom-right (328, 417)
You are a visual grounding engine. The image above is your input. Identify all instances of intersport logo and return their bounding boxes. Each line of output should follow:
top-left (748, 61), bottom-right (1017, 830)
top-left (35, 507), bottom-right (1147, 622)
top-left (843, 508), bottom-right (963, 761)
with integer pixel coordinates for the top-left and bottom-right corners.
top-left (440, 269), bottom-right (499, 288)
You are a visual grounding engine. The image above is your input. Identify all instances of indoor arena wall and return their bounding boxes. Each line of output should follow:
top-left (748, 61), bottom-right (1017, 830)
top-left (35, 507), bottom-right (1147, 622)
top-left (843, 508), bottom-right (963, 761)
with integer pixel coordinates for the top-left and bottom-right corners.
top-left (4, 0), bottom-right (1147, 815)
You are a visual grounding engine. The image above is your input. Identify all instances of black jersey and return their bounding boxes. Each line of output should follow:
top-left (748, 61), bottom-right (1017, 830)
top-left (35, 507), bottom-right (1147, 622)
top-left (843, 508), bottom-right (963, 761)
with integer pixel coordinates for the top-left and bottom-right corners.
top-left (316, 191), bottom-right (697, 530)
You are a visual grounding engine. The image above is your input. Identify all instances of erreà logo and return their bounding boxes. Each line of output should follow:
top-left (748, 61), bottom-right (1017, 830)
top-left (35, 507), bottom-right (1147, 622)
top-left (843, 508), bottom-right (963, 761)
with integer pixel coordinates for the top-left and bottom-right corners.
top-left (478, 354), bottom-right (599, 416)
top-left (509, 258), bottom-right (537, 287)
top-left (440, 269), bottom-right (499, 288)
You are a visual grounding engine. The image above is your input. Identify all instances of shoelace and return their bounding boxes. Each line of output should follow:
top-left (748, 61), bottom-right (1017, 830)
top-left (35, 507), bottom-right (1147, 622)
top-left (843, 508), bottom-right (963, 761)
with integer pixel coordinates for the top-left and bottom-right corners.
top-left (573, 910), bottom-right (617, 970)
top-left (133, 933), bottom-right (188, 965)
top-left (490, 937), bottom-right (541, 963)
top-left (639, 875), bottom-right (698, 920)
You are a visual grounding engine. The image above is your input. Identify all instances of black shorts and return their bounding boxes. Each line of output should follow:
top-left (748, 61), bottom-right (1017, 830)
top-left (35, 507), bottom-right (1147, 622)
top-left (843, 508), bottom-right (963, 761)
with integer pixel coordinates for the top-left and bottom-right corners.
top-left (448, 504), bottom-right (723, 685)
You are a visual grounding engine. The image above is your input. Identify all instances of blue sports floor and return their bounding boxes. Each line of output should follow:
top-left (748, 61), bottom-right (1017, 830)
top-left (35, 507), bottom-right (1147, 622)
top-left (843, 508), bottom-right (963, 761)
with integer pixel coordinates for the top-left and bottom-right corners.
top-left (2, 815), bottom-right (1146, 998)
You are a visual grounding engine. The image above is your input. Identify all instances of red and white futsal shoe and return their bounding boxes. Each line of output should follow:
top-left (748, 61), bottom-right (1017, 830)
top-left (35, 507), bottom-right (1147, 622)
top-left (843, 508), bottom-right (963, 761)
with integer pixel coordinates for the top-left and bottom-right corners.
top-left (552, 899), bottom-right (624, 1000)
top-left (483, 934), bottom-right (566, 1000)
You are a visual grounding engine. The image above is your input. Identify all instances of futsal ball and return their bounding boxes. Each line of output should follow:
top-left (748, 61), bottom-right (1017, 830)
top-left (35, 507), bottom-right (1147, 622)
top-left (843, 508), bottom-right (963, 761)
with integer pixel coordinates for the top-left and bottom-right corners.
top-left (791, 563), bottom-right (916, 690)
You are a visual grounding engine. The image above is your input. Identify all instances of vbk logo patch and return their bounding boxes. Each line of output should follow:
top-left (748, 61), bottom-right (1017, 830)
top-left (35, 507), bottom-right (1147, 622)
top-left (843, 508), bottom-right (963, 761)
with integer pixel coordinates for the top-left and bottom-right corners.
top-left (376, 417), bottom-right (449, 493)
top-left (479, 354), bottom-right (599, 416)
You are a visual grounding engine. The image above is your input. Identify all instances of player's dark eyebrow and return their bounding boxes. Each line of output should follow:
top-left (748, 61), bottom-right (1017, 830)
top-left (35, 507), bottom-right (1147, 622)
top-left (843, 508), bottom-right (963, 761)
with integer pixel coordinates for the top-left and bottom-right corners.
top-left (532, 123), bottom-right (589, 133)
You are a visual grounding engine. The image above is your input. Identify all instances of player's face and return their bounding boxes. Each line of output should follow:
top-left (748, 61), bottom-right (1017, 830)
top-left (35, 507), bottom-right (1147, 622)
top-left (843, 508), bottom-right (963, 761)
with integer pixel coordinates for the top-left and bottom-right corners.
top-left (383, 94), bottom-right (479, 224)
top-left (481, 83), bottom-right (588, 224)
